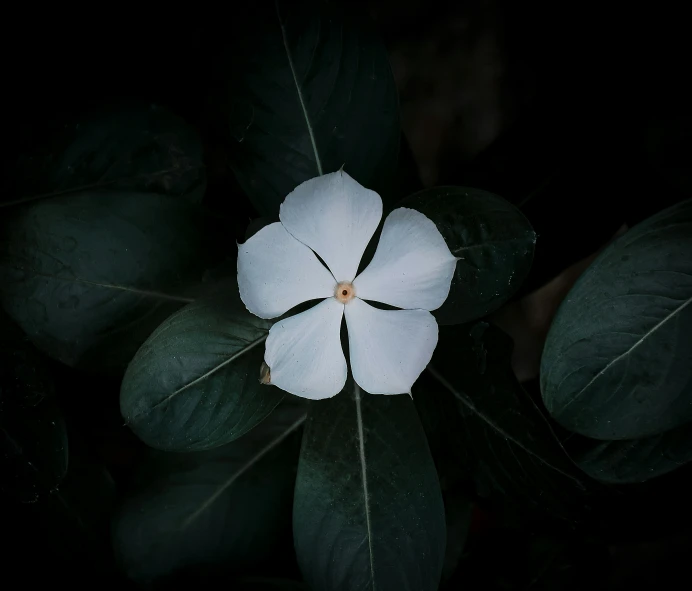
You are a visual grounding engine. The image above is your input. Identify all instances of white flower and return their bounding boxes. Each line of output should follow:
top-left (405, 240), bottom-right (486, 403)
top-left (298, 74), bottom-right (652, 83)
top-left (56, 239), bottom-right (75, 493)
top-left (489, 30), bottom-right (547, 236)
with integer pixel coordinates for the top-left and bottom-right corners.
top-left (237, 171), bottom-right (458, 400)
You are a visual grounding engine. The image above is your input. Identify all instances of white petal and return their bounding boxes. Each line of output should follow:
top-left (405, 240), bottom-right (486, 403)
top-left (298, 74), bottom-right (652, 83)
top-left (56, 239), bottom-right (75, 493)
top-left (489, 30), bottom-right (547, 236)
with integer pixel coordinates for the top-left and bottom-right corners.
top-left (345, 298), bottom-right (438, 395)
top-left (279, 171), bottom-right (382, 282)
top-left (265, 298), bottom-right (347, 399)
top-left (238, 222), bottom-right (335, 319)
top-left (353, 207), bottom-right (457, 311)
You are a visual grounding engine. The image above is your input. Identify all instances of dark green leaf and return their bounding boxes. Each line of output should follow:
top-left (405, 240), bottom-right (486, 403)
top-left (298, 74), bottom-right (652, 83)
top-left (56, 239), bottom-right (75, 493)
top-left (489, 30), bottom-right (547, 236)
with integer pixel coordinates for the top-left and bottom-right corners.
top-left (439, 493), bottom-right (472, 582)
top-left (541, 198), bottom-right (692, 440)
top-left (0, 190), bottom-right (204, 372)
top-left (226, 0), bottom-right (400, 216)
top-left (0, 313), bottom-right (67, 502)
top-left (413, 372), bottom-right (473, 581)
top-left (120, 285), bottom-right (284, 451)
top-left (399, 187), bottom-right (535, 325)
top-left (293, 380), bottom-right (445, 591)
top-left (113, 399), bottom-right (306, 586)
top-left (565, 422), bottom-right (692, 484)
top-left (426, 322), bottom-right (601, 524)
top-left (3, 102), bottom-right (205, 208)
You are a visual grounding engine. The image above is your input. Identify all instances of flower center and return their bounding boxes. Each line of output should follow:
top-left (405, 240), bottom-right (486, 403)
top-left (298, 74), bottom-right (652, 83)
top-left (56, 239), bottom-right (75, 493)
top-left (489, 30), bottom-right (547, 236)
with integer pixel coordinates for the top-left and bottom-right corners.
top-left (335, 281), bottom-right (356, 304)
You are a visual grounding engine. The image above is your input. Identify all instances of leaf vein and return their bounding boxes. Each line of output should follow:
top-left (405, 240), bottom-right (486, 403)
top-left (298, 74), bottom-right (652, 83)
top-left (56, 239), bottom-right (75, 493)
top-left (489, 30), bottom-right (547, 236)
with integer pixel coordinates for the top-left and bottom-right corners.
top-left (427, 364), bottom-right (584, 487)
top-left (556, 294), bottom-right (692, 414)
top-left (129, 334), bottom-right (268, 422)
top-left (276, 0), bottom-right (322, 176)
top-left (180, 413), bottom-right (306, 527)
top-left (354, 384), bottom-right (376, 589)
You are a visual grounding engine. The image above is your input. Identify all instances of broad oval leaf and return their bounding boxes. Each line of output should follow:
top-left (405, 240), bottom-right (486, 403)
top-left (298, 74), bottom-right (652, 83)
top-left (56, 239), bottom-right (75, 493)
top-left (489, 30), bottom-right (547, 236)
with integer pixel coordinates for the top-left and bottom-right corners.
top-left (113, 399), bottom-right (306, 586)
top-left (4, 102), bottom-right (205, 208)
top-left (226, 0), bottom-right (400, 216)
top-left (293, 380), bottom-right (445, 591)
top-left (120, 286), bottom-right (284, 451)
top-left (0, 312), bottom-right (68, 502)
top-left (424, 322), bottom-right (602, 524)
top-left (541, 198), bottom-right (692, 440)
top-left (0, 190), bottom-right (204, 372)
top-left (398, 186), bottom-right (536, 325)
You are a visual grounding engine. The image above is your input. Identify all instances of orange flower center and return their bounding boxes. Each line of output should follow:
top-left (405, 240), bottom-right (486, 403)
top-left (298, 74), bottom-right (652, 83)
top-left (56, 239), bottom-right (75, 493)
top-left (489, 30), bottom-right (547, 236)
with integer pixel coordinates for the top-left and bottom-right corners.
top-left (334, 281), bottom-right (356, 304)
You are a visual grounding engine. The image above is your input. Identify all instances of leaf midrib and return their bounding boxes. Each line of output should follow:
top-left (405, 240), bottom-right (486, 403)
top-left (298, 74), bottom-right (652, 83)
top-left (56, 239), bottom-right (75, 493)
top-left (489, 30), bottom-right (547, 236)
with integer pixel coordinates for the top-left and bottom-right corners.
top-left (354, 384), bottom-right (376, 588)
top-left (1, 266), bottom-right (195, 303)
top-left (132, 334), bottom-right (269, 422)
top-left (555, 294), bottom-right (692, 414)
top-left (452, 236), bottom-right (532, 255)
top-left (426, 364), bottom-right (585, 487)
top-left (180, 412), bottom-right (306, 528)
top-left (276, 0), bottom-right (323, 176)
top-left (0, 165), bottom-right (203, 208)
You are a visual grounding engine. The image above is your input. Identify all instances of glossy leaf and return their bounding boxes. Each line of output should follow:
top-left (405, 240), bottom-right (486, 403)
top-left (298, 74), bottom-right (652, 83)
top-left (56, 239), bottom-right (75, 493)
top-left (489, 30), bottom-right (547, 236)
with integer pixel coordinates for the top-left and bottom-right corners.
top-left (226, 0), bottom-right (400, 216)
top-left (113, 399), bottom-right (306, 586)
top-left (293, 380), bottom-right (445, 591)
top-left (426, 322), bottom-right (601, 523)
top-left (0, 313), bottom-right (68, 502)
top-left (120, 285), bottom-right (284, 451)
top-left (3, 102), bottom-right (205, 208)
top-left (541, 198), bottom-right (692, 440)
top-left (398, 186), bottom-right (535, 325)
top-left (0, 190), bottom-right (204, 372)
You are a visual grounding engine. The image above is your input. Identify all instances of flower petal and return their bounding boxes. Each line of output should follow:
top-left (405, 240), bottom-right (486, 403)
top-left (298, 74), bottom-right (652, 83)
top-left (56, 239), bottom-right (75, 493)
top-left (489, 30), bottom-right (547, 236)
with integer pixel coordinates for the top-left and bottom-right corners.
top-left (238, 222), bottom-right (335, 319)
top-left (353, 207), bottom-right (457, 311)
top-left (345, 298), bottom-right (438, 395)
top-left (265, 298), bottom-right (347, 399)
top-left (279, 171), bottom-right (382, 282)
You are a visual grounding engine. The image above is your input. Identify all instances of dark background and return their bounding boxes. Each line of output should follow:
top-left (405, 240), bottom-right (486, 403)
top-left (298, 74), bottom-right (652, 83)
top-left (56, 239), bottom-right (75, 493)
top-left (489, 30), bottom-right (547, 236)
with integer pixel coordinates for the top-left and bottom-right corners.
top-left (3, 1), bottom-right (691, 588)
